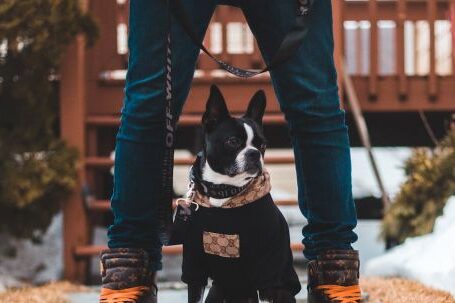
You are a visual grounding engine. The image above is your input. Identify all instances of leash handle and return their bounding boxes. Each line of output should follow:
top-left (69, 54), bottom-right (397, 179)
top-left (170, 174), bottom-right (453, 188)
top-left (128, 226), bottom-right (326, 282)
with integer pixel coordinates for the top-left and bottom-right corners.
top-left (169, 0), bottom-right (313, 78)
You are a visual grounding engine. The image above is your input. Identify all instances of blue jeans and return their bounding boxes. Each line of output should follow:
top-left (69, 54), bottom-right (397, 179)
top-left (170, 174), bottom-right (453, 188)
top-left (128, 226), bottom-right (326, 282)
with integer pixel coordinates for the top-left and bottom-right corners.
top-left (108, 0), bottom-right (358, 271)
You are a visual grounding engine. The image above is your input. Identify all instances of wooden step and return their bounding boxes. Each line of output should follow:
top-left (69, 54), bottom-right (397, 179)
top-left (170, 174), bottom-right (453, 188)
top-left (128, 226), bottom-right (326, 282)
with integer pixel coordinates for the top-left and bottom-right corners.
top-left (74, 242), bottom-right (305, 258)
top-left (85, 153), bottom-right (295, 168)
top-left (90, 70), bottom-right (282, 116)
top-left (86, 114), bottom-right (286, 127)
top-left (75, 245), bottom-right (184, 257)
top-left (88, 199), bottom-right (298, 212)
top-left (98, 69), bottom-right (272, 86)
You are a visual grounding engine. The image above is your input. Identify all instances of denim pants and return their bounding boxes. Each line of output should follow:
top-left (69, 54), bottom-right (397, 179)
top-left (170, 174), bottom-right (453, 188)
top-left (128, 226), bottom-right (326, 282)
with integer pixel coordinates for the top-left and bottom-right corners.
top-left (108, 0), bottom-right (358, 271)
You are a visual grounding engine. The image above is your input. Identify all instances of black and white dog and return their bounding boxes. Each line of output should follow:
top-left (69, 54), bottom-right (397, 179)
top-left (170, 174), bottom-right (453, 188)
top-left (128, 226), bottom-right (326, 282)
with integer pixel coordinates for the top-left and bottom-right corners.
top-left (182, 85), bottom-right (301, 303)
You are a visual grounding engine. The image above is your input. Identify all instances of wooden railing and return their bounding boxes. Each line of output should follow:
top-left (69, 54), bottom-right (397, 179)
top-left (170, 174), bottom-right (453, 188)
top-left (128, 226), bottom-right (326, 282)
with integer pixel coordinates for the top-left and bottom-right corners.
top-left (342, 0), bottom-right (454, 110)
top-left (90, 0), bottom-right (455, 113)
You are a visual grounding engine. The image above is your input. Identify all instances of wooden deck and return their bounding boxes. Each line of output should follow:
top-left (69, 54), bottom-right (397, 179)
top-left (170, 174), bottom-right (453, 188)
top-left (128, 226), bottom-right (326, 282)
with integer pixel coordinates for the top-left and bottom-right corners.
top-left (59, 0), bottom-right (455, 282)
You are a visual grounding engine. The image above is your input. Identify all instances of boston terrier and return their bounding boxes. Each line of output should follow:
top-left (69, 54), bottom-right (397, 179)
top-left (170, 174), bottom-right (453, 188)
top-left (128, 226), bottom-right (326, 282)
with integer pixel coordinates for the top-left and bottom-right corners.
top-left (181, 85), bottom-right (301, 303)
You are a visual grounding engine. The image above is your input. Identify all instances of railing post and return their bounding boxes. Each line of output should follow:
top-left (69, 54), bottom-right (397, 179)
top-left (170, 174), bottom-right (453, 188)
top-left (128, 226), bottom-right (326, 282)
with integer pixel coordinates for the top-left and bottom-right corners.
top-left (451, 0), bottom-right (455, 73)
top-left (59, 0), bottom-right (90, 283)
top-left (332, 0), bottom-right (344, 107)
top-left (220, 7), bottom-right (231, 64)
top-left (368, 0), bottom-right (378, 101)
top-left (116, 0), bottom-right (129, 66)
top-left (427, 0), bottom-right (438, 101)
top-left (396, 0), bottom-right (408, 101)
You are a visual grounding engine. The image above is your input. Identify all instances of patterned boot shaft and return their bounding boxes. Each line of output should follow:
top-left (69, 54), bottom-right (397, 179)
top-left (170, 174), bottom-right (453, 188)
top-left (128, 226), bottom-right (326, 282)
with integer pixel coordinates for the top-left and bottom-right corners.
top-left (307, 250), bottom-right (361, 303)
top-left (99, 248), bottom-right (157, 303)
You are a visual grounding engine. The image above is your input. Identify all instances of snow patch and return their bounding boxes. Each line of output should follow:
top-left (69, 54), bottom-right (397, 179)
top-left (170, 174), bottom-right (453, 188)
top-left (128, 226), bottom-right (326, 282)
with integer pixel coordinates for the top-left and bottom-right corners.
top-left (0, 213), bottom-right (63, 292)
top-left (365, 196), bottom-right (455, 296)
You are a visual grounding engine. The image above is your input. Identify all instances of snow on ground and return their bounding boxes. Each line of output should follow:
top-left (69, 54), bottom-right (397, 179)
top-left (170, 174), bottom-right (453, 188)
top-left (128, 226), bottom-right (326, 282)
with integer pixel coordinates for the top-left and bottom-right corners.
top-left (365, 196), bottom-right (455, 296)
top-left (0, 213), bottom-right (63, 292)
top-left (350, 147), bottom-right (411, 199)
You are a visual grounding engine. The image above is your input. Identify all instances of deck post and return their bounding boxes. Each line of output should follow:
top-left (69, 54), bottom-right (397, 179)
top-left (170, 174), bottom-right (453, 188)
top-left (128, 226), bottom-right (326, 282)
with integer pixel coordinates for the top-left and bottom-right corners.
top-left (59, 0), bottom-right (90, 282)
top-left (332, 0), bottom-right (344, 107)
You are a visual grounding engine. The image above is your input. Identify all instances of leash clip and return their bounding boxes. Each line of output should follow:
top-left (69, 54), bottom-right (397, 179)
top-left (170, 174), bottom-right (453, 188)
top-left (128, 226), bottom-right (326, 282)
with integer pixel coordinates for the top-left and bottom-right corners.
top-left (176, 183), bottom-right (199, 211)
top-left (297, 0), bottom-right (311, 16)
top-left (176, 198), bottom-right (200, 211)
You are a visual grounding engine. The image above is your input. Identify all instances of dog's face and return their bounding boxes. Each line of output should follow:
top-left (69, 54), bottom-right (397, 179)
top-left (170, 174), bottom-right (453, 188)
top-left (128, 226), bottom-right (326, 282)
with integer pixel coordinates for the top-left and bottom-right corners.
top-left (201, 85), bottom-right (267, 187)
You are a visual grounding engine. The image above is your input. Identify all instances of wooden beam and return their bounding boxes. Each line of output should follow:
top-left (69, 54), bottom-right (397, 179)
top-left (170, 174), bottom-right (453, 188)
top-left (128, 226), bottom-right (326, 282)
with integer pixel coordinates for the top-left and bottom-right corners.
top-left (396, 0), bottom-right (408, 100)
top-left (428, 0), bottom-right (438, 100)
top-left (60, 0), bottom-right (90, 283)
top-left (85, 153), bottom-right (296, 168)
top-left (347, 75), bottom-right (455, 111)
top-left (332, 0), bottom-right (345, 107)
top-left (74, 242), bottom-right (305, 258)
top-left (343, 1), bottom-right (450, 21)
top-left (75, 245), bottom-right (185, 257)
top-left (451, 0), bottom-right (455, 72)
top-left (87, 199), bottom-right (299, 212)
top-left (369, 0), bottom-right (379, 100)
top-left (86, 113), bottom-right (286, 127)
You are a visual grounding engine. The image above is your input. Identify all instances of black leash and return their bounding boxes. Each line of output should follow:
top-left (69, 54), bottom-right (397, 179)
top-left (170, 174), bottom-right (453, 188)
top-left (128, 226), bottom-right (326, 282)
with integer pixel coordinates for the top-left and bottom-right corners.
top-left (159, 0), bottom-right (176, 245)
top-left (161, 0), bottom-right (314, 244)
top-left (169, 0), bottom-right (314, 78)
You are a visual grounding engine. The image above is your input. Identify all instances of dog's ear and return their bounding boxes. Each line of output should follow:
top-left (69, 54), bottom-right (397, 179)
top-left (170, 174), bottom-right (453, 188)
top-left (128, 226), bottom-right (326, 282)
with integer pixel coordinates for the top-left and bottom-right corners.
top-left (244, 90), bottom-right (266, 125)
top-left (203, 85), bottom-right (230, 131)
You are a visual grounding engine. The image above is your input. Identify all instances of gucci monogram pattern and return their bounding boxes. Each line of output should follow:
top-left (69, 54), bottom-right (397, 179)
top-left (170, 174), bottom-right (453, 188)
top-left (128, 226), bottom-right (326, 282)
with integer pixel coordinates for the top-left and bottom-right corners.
top-left (193, 170), bottom-right (271, 209)
top-left (100, 248), bottom-right (151, 290)
top-left (203, 231), bottom-right (240, 258)
top-left (308, 250), bottom-right (360, 288)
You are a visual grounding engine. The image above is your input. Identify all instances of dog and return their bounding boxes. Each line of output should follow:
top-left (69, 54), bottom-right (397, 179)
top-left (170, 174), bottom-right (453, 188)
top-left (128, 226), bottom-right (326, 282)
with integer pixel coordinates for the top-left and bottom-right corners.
top-left (181, 85), bottom-right (301, 303)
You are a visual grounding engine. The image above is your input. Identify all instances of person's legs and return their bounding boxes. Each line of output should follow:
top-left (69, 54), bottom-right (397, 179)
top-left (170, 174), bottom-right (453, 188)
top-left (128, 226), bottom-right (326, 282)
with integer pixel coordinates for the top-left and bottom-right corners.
top-left (241, 0), bottom-right (357, 261)
top-left (108, 0), bottom-right (216, 272)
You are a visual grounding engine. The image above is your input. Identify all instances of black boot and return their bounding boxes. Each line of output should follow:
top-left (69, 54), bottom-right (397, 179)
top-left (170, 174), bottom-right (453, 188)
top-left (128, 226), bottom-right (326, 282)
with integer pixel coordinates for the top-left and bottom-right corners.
top-left (307, 250), bottom-right (361, 303)
top-left (99, 248), bottom-right (158, 303)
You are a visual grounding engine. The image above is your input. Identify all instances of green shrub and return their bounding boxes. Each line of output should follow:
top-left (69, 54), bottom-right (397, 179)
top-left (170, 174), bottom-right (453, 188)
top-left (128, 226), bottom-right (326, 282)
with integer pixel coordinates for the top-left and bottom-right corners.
top-left (0, 0), bottom-right (98, 237)
top-left (382, 129), bottom-right (455, 244)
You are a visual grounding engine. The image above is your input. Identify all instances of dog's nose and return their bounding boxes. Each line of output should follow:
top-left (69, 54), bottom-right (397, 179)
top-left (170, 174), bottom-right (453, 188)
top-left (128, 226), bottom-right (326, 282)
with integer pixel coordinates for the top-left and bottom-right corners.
top-left (245, 149), bottom-right (261, 162)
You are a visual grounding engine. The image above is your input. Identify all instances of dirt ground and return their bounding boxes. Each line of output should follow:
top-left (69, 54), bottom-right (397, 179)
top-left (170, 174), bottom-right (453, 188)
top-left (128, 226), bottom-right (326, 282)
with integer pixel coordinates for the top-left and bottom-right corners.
top-left (0, 282), bottom-right (86, 303)
top-left (0, 278), bottom-right (454, 303)
top-left (361, 277), bottom-right (455, 303)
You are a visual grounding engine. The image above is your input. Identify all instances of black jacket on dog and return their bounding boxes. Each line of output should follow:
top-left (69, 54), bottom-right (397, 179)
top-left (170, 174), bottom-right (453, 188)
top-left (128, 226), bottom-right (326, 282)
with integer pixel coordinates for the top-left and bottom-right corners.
top-left (181, 193), bottom-right (301, 295)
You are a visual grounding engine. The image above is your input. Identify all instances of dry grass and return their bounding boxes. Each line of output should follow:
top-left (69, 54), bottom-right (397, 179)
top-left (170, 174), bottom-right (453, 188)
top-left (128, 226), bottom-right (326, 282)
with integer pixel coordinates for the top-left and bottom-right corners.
top-left (362, 277), bottom-right (455, 303)
top-left (0, 281), bottom-right (87, 303)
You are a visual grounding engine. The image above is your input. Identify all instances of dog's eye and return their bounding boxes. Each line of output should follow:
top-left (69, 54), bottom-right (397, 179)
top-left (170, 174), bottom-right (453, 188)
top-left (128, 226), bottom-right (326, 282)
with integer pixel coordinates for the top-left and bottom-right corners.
top-left (225, 137), bottom-right (241, 149)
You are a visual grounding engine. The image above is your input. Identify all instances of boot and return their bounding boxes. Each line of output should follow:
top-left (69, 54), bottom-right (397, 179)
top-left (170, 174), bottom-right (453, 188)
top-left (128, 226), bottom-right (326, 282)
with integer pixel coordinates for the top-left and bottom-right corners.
top-left (307, 250), bottom-right (361, 303)
top-left (99, 248), bottom-right (158, 303)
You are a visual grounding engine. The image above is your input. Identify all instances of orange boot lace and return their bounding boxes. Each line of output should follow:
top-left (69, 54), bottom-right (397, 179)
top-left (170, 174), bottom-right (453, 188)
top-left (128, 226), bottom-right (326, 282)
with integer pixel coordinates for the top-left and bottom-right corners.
top-left (316, 284), bottom-right (361, 303)
top-left (100, 286), bottom-right (151, 303)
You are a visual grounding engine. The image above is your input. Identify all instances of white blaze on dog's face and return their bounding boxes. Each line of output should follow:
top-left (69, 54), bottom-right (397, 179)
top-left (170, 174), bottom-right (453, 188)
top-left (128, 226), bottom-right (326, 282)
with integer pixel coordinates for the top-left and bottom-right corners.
top-left (201, 85), bottom-right (267, 195)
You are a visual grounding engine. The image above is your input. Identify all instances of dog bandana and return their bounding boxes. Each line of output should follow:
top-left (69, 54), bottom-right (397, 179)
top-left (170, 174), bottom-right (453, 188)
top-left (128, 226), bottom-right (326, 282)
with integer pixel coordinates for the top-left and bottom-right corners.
top-left (191, 169), bottom-right (271, 209)
top-left (168, 162), bottom-right (271, 245)
top-left (189, 154), bottom-right (252, 200)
